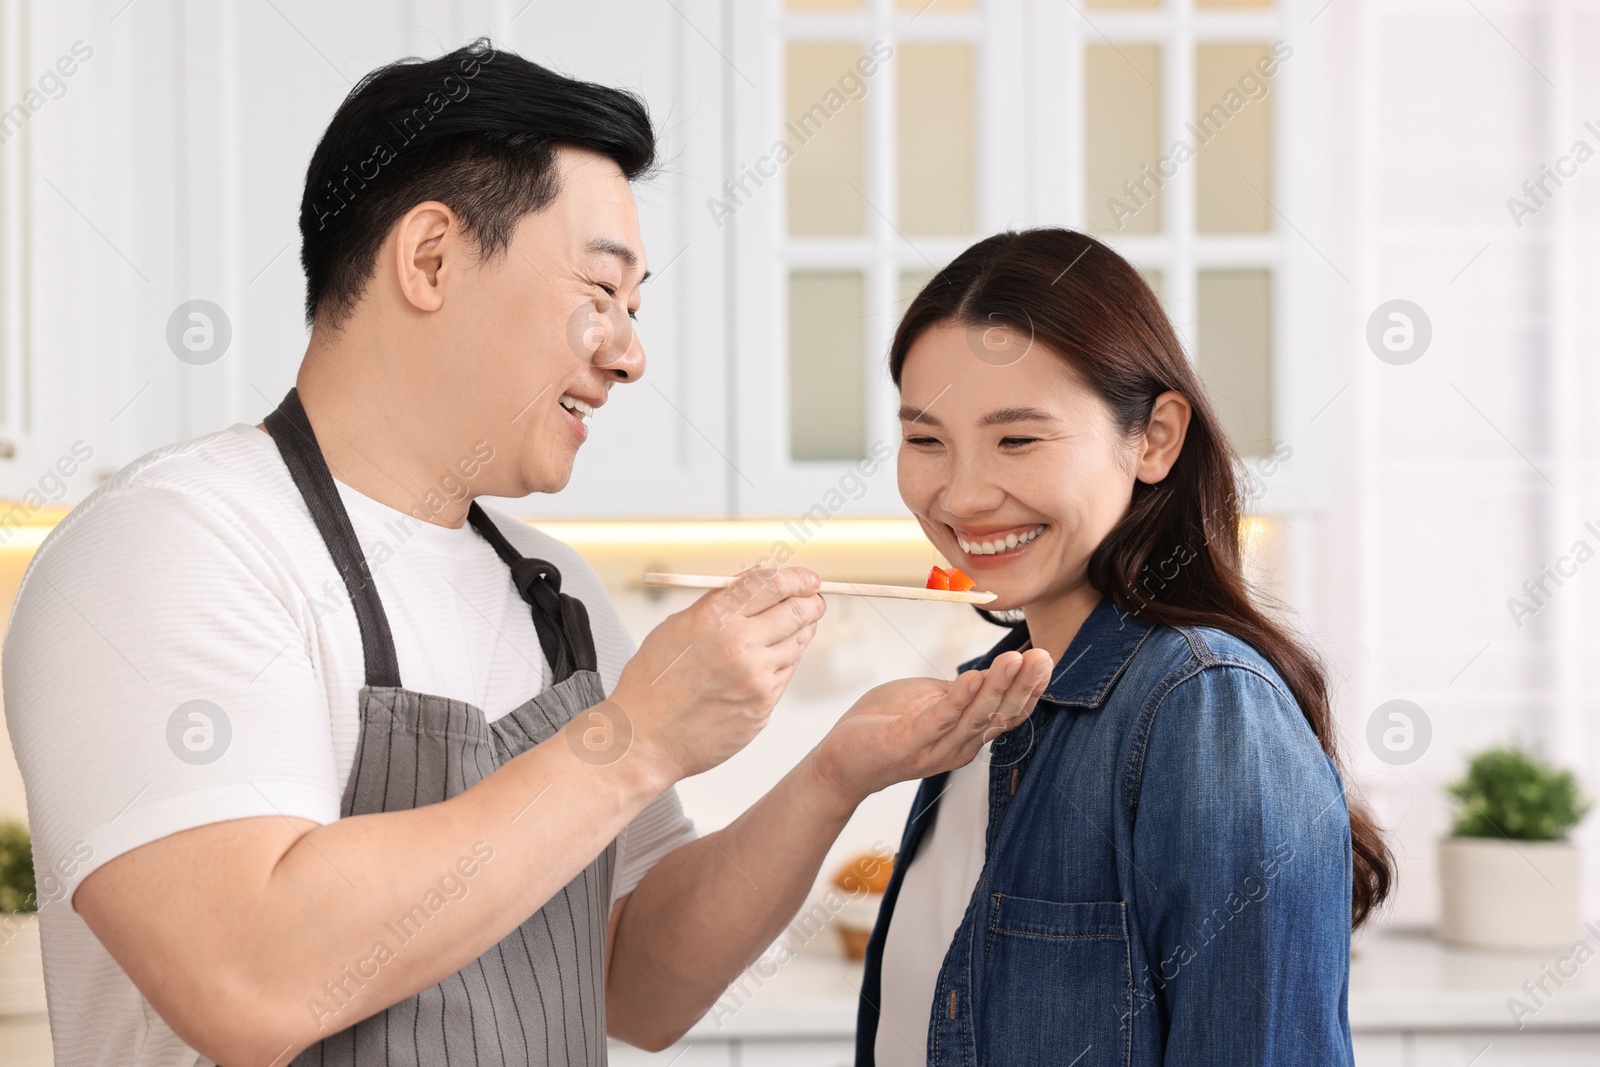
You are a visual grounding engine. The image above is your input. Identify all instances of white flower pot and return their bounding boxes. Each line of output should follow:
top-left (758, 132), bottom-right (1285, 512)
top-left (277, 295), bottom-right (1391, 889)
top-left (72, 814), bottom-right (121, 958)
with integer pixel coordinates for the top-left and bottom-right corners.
top-left (0, 913), bottom-right (46, 1015)
top-left (1438, 837), bottom-right (1581, 950)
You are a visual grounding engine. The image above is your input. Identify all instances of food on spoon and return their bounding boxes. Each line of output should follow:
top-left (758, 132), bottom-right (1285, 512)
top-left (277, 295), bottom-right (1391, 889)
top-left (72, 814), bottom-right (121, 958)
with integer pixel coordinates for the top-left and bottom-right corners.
top-left (926, 565), bottom-right (977, 593)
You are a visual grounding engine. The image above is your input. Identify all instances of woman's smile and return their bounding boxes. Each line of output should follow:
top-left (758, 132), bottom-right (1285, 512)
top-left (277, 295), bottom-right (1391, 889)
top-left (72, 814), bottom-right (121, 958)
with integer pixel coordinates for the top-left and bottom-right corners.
top-left (947, 522), bottom-right (1050, 569)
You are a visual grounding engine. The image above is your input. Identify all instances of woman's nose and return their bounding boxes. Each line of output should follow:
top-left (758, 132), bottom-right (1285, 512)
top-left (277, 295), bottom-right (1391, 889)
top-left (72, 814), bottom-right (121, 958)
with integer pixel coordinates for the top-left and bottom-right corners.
top-left (940, 455), bottom-right (1006, 516)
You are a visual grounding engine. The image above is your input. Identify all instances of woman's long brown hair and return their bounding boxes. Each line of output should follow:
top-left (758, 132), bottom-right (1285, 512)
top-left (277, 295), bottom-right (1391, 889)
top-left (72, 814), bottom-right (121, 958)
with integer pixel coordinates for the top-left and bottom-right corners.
top-left (889, 228), bottom-right (1393, 928)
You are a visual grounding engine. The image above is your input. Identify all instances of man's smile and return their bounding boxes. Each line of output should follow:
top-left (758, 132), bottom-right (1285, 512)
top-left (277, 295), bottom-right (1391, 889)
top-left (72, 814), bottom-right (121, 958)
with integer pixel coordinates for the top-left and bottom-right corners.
top-left (557, 390), bottom-right (605, 442)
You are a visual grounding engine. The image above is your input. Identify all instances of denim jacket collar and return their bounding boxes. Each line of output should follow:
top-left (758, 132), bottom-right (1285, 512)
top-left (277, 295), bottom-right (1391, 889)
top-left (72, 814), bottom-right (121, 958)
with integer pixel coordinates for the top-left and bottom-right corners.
top-left (958, 594), bottom-right (1155, 708)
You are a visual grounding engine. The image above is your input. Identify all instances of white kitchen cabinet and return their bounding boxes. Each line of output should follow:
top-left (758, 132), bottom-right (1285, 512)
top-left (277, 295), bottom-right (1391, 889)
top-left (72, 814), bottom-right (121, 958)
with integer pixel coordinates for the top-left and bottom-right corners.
top-left (723, 0), bottom-right (1328, 522)
top-left (726, 0), bottom-right (1029, 519)
top-left (475, 0), bottom-right (733, 520)
top-left (0, 2), bottom-right (110, 504)
top-left (5, 0), bottom-right (1328, 521)
top-left (4, 0), bottom-right (730, 518)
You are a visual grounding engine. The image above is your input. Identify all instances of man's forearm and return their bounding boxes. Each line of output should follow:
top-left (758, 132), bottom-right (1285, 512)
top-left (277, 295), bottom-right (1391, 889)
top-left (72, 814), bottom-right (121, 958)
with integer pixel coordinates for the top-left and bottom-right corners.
top-left (605, 749), bottom-right (860, 1049)
top-left (79, 711), bottom-right (664, 1066)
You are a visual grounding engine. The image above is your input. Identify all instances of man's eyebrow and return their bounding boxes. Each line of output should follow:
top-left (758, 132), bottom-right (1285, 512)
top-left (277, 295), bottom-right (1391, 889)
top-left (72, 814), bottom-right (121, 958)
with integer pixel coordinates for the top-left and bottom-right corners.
top-left (587, 237), bottom-right (650, 283)
top-left (981, 406), bottom-right (1058, 426)
top-left (898, 404), bottom-right (943, 426)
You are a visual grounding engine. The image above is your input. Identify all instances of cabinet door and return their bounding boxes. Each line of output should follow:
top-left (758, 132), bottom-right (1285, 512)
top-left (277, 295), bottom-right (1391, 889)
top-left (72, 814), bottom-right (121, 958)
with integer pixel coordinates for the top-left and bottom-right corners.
top-left (478, 0), bottom-right (731, 519)
top-left (0, 2), bottom-right (112, 504)
top-left (739, 1039), bottom-right (858, 1067)
top-left (727, 2), bottom-right (1030, 519)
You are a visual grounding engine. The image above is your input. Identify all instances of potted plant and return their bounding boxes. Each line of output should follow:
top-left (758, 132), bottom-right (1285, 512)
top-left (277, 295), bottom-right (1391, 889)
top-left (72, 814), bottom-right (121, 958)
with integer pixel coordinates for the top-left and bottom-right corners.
top-left (1438, 745), bottom-right (1591, 949)
top-left (0, 821), bottom-right (45, 1015)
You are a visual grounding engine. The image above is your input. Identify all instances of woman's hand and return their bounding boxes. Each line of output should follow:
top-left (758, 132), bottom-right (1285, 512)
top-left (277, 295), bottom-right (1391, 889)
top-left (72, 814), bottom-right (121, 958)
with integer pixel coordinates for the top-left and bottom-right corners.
top-left (807, 648), bottom-right (1054, 806)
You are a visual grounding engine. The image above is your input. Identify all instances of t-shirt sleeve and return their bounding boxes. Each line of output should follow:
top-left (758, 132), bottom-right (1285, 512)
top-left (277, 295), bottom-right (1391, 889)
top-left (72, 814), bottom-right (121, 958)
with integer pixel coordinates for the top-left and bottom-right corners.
top-left (3, 484), bottom-right (341, 905)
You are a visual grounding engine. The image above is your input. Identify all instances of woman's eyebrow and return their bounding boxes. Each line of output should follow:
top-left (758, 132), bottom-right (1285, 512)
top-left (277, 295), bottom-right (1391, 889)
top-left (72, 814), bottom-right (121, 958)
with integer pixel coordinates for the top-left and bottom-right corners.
top-left (897, 405), bottom-right (1060, 426)
top-left (981, 406), bottom-right (1058, 426)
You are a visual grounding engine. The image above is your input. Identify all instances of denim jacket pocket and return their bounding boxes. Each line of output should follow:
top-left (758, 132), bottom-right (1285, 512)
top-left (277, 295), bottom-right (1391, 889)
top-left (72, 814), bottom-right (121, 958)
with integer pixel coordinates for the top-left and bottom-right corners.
top-left (982, 896), bottom-right (1132, 1067)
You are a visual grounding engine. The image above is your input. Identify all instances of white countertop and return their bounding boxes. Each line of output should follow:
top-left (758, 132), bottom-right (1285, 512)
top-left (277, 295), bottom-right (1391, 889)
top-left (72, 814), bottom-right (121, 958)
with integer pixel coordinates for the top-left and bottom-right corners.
top-left (1348, 929), bottom-right (1600, 1032)
top-left (1, 931), bottom-right (1595, 1063)
top-left (680, 929), bottom-right (1600, 1040)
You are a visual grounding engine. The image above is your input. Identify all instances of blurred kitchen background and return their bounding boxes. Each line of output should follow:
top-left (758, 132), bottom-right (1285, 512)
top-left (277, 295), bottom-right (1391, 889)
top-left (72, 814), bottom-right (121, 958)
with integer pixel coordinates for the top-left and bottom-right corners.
top-left (1, 0), bottom-right (1598, 1064)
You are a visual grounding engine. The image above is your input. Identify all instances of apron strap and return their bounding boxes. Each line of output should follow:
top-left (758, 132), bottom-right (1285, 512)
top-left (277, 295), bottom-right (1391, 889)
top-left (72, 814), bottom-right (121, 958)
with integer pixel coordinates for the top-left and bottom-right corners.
top-left (264, 389), bottom-right (404, 689)
top-left (467, 503), bottom-right (599, 682)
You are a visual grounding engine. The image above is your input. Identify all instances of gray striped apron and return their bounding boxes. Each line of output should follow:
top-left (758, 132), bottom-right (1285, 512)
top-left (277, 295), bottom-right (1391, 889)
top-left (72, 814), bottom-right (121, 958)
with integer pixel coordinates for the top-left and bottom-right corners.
top-left (266, 389), bottom-right (613, 1067)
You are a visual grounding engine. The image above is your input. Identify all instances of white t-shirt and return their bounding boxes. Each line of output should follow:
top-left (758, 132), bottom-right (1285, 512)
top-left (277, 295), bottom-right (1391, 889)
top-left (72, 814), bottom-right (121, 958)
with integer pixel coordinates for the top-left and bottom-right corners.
top-left (3, 423), bottom-right (695, 1067)
top-left (876, 744), bottom-right (991, 1067)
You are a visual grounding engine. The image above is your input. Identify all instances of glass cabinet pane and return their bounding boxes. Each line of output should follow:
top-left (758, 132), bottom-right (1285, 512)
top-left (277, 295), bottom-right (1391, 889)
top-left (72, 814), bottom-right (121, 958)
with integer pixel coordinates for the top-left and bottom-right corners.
top-left (899, 270), bottom-right (937, 316)
top-left (898, 43), bottom-right (975, 236)
top-left (1137, 267), bottom-right (1163, 302)
top-left (1194, 43), bottom-right (1275, 234)
top-left (1084, 0), bottom-right (1160, 8)
top-left (1196, 269), bottom-right (1273, 453)
top-left (790, 272), bottom-right (867, 461)
top-left (787, 43), bottom-right (869, 236)
top-left (1085, 44), bottom-right (1162, 236)
top-left (786, 0), bottom-right (864, 10)
top-left (1197, 0), bottom-right (1273, 7)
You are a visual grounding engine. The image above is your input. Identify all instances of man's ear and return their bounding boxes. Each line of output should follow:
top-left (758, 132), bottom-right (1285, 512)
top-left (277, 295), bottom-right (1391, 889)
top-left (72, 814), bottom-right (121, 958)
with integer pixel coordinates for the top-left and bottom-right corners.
top-left (391, 201), bottom-right (458, 314)
top-left (1135, 390), bottom-right (1192, 485)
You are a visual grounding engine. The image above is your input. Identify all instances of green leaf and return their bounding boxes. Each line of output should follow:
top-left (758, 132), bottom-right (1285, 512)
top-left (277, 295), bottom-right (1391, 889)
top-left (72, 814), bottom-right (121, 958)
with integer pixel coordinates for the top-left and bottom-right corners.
top-left (1447, 745), bottom-right (1592, 842)
top-left (0, 822), bottom-right (36, 914)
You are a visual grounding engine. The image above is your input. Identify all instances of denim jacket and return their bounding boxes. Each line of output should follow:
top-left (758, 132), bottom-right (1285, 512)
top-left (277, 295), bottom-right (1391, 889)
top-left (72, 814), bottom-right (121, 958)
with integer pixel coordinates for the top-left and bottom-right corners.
top-left (855, 596), bottom-right (1355, 1067)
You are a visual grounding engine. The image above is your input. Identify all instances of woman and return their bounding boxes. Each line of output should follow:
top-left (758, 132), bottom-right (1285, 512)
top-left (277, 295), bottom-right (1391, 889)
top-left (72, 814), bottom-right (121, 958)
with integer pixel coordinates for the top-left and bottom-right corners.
top-left (856, 229), bottom-right (1392, 1067)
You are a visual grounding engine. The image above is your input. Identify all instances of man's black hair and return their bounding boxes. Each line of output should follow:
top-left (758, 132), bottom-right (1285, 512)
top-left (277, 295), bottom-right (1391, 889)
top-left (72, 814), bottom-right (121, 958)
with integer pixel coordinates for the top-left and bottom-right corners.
top-left (298, 38), bottom-right (656, 327)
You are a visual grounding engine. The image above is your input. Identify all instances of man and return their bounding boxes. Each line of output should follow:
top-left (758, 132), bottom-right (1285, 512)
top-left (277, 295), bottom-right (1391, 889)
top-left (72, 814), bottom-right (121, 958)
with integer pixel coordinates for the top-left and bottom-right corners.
top-left (3, 39), bottom-right (1052, 1067)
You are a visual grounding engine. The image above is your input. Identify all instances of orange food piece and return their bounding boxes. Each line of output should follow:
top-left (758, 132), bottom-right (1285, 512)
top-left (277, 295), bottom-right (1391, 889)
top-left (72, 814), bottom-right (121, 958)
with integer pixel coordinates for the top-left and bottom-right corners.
top-left (834, 850), bottom-right (895, 895)
top-left (926, 565), bottom-right (977, 593)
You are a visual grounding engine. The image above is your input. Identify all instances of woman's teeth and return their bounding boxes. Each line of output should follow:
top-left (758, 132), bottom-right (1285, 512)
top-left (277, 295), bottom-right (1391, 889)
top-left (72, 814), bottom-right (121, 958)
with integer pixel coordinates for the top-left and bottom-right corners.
top-left (957, 524), bottom-right (1047, 555)
top-left (559, 395), bottom-right (593, 420)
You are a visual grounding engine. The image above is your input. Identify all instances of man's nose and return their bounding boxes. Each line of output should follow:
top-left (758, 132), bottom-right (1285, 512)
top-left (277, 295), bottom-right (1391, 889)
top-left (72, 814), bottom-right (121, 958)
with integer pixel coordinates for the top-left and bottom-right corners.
top-left (597, 319), bottom-right (645, 383)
